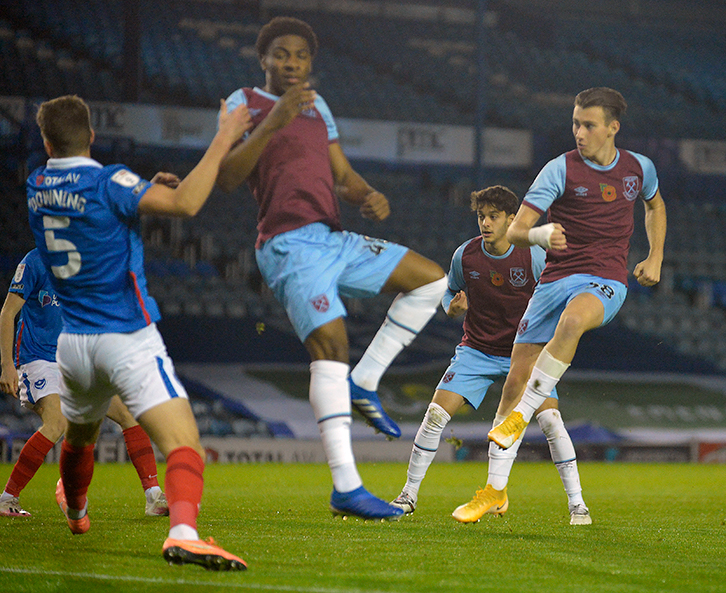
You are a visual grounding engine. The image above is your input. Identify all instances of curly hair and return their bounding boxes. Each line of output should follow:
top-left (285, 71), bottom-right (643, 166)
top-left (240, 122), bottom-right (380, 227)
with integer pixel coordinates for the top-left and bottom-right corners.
top-left (256, 17), bottom-right (318, 59)
top-left (470, 185), bottom-right (519, 216)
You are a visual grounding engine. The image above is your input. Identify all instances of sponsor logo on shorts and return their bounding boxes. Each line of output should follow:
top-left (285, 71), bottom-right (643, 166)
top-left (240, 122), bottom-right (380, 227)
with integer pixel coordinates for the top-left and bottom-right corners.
top-left (34, 378), bottom-right (46, 390)
top-left (509, 267), bottom-right (527, 287)
top-left (517, 318), bottom-right (529, 336)
top-left (311, 294), bottom-right (330, 313)
top-left (442, 372), bottom-right (455, 383)
top-left (622, 176), bottom-right (640, 201)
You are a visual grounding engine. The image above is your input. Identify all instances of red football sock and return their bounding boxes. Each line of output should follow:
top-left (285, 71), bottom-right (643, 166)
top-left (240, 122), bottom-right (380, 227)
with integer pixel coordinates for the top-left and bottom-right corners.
top-left (165, 446), bottom-right (204, 530)
top-left (122, 425), bottom-right (159, 490)
top-left (4, 432), bottom-right (55, 497)
top-left (59, 441), bottom-right (95, 511)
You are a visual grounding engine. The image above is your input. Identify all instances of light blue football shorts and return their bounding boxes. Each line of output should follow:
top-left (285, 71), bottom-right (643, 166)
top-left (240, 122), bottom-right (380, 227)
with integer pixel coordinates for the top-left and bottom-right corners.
top-left (256, 223), bottom-right (409, 341)
top-left (514, 274), bottom-right (627, 345)
top-left (436, 344), bottom-right (558, 410)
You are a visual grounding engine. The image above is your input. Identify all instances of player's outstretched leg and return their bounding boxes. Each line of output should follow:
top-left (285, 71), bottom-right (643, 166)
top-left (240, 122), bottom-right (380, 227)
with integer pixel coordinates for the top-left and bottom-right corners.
top-left (349, 378), bottom-right (401, 438)
top-left (330, 485), bottom-right (404, 520)
top-left (451, 485), bottom-right (508, 523)
top-left (55, 479), bottom-right (90, 534)
top-left (349, 275), bottom-right (447, 438)
top-left (163, 538), bottom-right (247, 571)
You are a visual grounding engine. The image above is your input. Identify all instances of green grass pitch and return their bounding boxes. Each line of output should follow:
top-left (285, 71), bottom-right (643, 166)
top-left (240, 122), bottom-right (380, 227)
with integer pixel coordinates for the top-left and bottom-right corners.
top-left (1, 461), bottom-right (724, 593)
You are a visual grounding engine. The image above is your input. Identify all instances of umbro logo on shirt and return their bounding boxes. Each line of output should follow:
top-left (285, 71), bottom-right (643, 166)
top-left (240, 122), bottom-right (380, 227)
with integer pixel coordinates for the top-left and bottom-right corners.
top-left (574, 186), bottom-right (588, 196)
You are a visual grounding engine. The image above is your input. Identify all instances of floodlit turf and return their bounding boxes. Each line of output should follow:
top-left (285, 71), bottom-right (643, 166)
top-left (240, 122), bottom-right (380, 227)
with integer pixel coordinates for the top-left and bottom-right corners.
top-left (1, 461), bottom-right (725, 593)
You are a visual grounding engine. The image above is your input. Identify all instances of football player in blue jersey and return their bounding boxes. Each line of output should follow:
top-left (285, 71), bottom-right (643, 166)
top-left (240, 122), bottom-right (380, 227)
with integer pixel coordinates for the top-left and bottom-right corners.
top-left (24, 95), bottom-right (251, 570)
top-left (0, 249), bottom-right (169, 518)
top-left (389, 186), bottom-right (590, 525)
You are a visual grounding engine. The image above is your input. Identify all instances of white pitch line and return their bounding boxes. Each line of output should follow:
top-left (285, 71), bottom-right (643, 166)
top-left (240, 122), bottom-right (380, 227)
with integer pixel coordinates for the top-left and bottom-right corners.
top-left (0, 567), bottom-right (392, 593)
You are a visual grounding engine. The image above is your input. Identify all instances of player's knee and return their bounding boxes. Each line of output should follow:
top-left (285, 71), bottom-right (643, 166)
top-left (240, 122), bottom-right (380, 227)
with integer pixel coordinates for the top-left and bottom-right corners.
top-left (304, 325), bottom-right (349, 362)
top-left (556, 312), bottom-right (590, 341)
top-left (424, 402), bottom-right (451, 430)
top-left (40, 416), bottom-right (67, 442)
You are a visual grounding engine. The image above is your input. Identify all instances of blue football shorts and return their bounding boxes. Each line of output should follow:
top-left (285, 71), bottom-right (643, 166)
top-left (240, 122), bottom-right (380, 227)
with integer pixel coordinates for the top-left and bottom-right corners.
top-left (256, 223), bottom-right (409, 341)
top-left (514, 274), bottom-right (627, 345)
top-left (436, 344), bottom-right (558, 409)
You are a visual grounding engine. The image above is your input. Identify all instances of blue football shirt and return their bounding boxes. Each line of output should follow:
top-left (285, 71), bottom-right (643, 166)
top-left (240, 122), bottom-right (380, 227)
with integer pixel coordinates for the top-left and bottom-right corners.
top-left (8, 248), bottom-right (62, 365)
top-left (26, 156), bottom-right (160, 334)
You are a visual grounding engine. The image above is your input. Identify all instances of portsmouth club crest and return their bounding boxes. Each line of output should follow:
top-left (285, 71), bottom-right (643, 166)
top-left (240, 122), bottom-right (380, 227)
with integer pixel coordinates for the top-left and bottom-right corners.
top-left (509, 267), bottom-right (527, 287)
top-left (622, 176), bottom-right (640, 201)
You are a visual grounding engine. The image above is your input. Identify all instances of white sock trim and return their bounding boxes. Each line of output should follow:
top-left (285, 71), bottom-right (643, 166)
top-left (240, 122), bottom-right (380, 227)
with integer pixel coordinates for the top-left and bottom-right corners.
top-left (537, 349), bottom-right (570, 379)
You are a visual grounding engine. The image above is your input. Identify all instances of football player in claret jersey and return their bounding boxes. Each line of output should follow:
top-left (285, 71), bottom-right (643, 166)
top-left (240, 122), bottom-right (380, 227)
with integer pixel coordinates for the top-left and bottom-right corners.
top-left (390, 186), bottom-right (591, 525)
top-left (25, 94), bottom-right (252, 569)
top-left (0, 249), bottom-right (168, 518)
top-left (217, 17), bottom-right (447, 520)
top-left (488, 88), bottom-right (667, 456)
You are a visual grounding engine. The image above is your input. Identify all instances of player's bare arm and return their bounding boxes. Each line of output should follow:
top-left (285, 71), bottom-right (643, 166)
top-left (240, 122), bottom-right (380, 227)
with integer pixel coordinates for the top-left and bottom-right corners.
top-left (507, 204), bottom-right (567, 250)
top-left (217, 83), bottom-right (316, 192)
top-left (329, 143), bottom-right (390, 222)
top-left (139, 99), bottom-right (251, 217)
top-left (633, 190), bottom-right (666, 287)
top-left (0, 292), bottom-right (25, 397)
top-left (446, 291), bottom-right (468, 317)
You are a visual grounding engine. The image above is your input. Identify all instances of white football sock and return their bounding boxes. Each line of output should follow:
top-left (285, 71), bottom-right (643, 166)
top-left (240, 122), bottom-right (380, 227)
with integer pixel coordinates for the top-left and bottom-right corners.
top-left (514, 350), bottom-right (570, 422)
top-left (169, 524), bottom-right (199, 541)
top-left (145, 485), bottom-right (162, 503)
top-left (537, 408), bottom-right (585, 507)
top-left (402, 403), bottom-right (451, 500)
top-left (487, 414), bottom-right (525, 490)
top-left (310, 360), bottom-right (362, 493)
top-left (351, 277), bottom-right (447, 391)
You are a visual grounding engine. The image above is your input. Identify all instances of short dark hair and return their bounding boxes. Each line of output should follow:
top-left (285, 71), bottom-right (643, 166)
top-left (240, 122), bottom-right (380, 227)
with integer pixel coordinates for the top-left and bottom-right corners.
top-left (256, 17), bottom-right (318, 59)
top-left (470, 185), bottom-right (519, 216)
top-left (36, 95), bottom-right (92, 157)
top-left (574, 87), bottom-right (627, 123)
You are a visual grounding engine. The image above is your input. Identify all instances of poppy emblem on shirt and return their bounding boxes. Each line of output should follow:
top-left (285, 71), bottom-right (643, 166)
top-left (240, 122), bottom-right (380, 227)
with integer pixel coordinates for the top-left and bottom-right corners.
top-left (623, 176), bottom-right (640, 201)
top-left (36, 175), bottom-right (45, 185)
top-left (442, 372), bottom-right (455, 384)
top-left (509, 267), bottom-right (527, 287)
top-left (600, 183), bottom-right (617, 202)
top-left (490, 270), bottom-right (504, 286)
top-left (311, 294), bottom-right (330, 313)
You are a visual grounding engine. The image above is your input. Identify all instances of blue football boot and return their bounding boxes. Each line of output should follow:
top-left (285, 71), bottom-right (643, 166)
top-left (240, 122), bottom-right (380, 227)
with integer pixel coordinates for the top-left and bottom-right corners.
top-left (349, 378), bottom-right (401, 439)
top-left (330, 486), bottom-right (404, 520)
